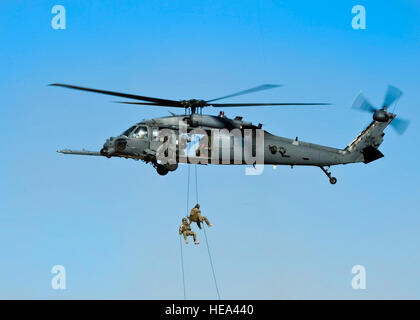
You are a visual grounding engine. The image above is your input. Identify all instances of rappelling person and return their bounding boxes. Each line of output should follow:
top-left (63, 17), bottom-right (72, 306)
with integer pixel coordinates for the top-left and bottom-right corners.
top-left (189, 203), bottom-right (212, 229)
top-left (179, 217), bottom-right (199, 245)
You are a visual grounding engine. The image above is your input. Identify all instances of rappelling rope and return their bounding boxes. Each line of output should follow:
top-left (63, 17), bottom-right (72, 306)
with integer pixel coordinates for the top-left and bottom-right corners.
top-left (179, 233), bottom-right (186, 300)
top-left (180, 142), bottom-right (221, 299)
top-left (186, 164), bottom-right (191, 218)
top-left (194, 165), bottom-right (221, 300)
top-left (194, 165), bottom-right (199, 204)
top-left (179, 165), bottom-right (191, 300)
top-left (202, 226), bottom-right (221, 300)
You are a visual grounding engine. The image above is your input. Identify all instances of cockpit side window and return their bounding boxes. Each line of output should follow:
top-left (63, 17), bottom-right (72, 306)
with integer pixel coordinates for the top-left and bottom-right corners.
top-left (132, 126), bottom-right (148, 139)
top-left (152, 128), bottom-right (159, 141)
top-left (122, 126), bottom-right (136, 137)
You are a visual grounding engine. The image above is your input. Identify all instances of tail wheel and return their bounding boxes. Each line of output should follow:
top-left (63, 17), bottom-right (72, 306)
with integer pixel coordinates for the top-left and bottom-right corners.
top-left (329, 177), bottom-right (337, 185)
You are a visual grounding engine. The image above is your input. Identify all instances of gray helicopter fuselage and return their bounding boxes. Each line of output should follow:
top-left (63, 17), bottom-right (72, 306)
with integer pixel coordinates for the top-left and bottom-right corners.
top-left (92, 113), bottom-right (392, 168)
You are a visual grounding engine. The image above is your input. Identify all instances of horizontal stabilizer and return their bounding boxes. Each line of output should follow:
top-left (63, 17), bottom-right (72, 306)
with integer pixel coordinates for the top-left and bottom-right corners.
top-left (362, 145), bottom-right (384, 164)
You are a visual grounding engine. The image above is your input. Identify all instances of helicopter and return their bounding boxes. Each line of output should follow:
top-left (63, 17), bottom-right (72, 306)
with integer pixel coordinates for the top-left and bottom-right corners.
top-left (52, 83), bottom-right (409, 184)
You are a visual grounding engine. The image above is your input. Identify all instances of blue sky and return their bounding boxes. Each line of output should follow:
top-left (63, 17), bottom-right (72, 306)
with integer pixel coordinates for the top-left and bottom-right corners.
top-left (1, 0), bottom-right (419, 299)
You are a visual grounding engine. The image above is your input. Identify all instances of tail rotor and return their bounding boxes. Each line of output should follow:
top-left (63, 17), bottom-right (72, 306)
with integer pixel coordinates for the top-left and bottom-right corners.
top-left (351, 85), bottom-right (409, 135)
top-left (390, 117), bottom-right (410, 135)
top-left (383, 85), bottom-right (403, 108)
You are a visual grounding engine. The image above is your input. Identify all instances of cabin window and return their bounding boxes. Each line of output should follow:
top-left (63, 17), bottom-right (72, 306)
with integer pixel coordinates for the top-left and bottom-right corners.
top-left (132, 126), bottom-right (148, 139)
top-left (152, 128), bottom-right (159, 141)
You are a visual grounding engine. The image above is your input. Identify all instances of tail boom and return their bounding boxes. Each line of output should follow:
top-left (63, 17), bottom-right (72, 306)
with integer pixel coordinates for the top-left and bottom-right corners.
top-left (342, 114), bottom-right (395, 164)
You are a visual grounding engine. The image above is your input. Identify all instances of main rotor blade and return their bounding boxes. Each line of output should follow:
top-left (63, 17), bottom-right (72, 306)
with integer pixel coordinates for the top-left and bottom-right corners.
top-left (383, 85), bottom-right (403, 108)
top-left (115, 101), bottom-right (185, 107)
top-left (351, 92), bottom-right (376, 113)
top-left (391, 117), bottom-right (410, 135)
top-left (49, 83), bottom-right (181, 106)
top-left (209, 102), bottom-right (331, 107)
top-left (206, 84), bottom-right (282, 103)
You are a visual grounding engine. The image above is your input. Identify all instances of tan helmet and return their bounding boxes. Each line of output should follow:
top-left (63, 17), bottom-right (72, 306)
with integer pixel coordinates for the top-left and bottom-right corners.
top-left (182, 217), bottom-right (187, 222)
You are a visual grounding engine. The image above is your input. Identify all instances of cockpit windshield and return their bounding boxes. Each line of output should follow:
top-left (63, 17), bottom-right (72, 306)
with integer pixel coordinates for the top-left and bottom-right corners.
top-left (121, 126), bottom-right (136, 137)
top-left (131, 126), bottom-right (148, 139)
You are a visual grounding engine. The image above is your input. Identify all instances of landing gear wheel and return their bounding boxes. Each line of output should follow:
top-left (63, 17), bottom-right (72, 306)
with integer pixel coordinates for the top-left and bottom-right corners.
top-left (320, 166), bottom-right (338, 185)
top-left (329, 177), bottom-right (337, 185)
top-left (156, 165), bottom-right (169, 176)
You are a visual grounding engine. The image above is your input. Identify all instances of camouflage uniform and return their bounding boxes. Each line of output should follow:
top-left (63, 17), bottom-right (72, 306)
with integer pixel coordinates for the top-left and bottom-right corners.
top-left (188, 204), bottom-right (212, 229)
top-left (179, 218), bottom-right (199, 244)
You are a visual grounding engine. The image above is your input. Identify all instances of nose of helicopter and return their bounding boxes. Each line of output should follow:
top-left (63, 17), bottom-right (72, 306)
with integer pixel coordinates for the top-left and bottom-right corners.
top-left (100, 136), bottom-right (128, 158)
top-left (100, 137), bottom-right (115, 158)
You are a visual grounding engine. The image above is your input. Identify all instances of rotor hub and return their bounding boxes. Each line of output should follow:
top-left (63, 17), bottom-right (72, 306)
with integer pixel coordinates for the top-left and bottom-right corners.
top-left (373, 109), bottom-right (390, 122)
top-left (180, 99), bottom-right (207, 113)
top-left (180, 99), bottom-right (207, 107)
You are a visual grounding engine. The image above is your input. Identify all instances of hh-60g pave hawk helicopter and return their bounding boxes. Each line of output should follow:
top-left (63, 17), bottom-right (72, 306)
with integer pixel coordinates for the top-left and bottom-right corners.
top-left (52, 83), bottom-right (409, 184)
